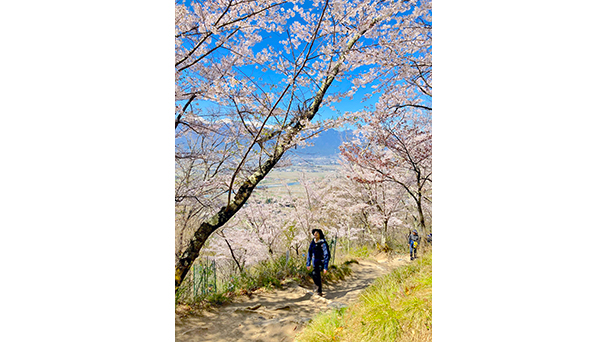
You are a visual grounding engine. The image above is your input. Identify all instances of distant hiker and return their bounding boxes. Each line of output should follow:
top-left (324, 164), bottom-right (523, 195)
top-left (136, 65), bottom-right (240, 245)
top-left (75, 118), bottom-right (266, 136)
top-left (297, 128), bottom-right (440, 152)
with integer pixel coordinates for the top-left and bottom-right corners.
top-left (306, 229), bottom-right (330, 296)
top-left (426, 233), bottom-right (432, 245)
top-left (408, 229), bottom-right (420, 260)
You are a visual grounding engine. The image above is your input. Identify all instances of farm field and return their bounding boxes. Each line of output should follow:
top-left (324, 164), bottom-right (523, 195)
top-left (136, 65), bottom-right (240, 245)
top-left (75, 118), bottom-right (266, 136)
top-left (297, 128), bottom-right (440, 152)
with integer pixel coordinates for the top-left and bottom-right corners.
top-left (257, 164), bottom-right (341, 198)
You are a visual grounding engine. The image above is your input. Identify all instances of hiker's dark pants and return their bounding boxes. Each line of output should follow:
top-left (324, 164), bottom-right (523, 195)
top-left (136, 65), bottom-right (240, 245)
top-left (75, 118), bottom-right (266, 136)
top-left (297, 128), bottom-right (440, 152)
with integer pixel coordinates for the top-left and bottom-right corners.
top-left (410, 246), bottom-right (417, 259)
top-left (312, 263), bottom-right (323, 293)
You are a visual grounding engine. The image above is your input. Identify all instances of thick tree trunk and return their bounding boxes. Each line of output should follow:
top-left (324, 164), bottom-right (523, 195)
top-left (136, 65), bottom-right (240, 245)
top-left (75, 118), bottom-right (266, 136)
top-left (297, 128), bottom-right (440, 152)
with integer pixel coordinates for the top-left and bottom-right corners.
top-left (175, 150), bottom-right (283, 290)
top-left (414, 168), bottom-right (429, 234)
top-left (379, 220), bottom-right (388, 251)
top-left (360, 211), bottom-right (379, 247)
top-left (416, 193), bottom-right (426, 232)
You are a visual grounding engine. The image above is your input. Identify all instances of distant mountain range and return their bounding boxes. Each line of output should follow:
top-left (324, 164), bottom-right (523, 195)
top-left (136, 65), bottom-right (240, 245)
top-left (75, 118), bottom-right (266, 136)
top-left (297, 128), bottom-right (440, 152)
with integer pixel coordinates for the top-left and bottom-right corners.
top-left (290, 129), bottom-right (353, 159)
top-left (177, 126), bottom-right (353, 163)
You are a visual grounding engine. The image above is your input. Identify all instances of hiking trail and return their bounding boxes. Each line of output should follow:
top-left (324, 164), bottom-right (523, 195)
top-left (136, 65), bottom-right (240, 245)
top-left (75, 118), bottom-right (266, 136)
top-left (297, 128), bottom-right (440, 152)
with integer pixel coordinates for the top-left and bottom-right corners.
top-left (175, 253), bottom-right (411, 342)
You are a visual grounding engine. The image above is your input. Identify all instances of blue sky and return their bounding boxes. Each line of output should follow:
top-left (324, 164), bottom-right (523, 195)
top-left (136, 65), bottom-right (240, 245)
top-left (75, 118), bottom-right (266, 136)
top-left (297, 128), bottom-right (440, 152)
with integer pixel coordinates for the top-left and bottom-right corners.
top-left (175, 0), bottom-right (419, 129)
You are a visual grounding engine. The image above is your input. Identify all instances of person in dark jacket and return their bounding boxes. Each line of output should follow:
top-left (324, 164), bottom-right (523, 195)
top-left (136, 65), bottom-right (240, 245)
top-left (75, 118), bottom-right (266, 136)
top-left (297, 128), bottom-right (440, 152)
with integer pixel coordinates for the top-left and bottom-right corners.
top-left (408, 229), bottom-right (420, 260)
top-left (306, 229), bottom-right (330, 296)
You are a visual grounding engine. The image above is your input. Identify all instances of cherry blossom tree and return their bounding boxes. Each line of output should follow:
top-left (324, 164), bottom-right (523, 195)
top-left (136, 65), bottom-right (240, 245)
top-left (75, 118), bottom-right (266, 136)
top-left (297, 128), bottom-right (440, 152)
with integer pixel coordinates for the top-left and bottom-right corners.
top-left (335, 160), bottom-right (408, 249)
top-left (204, 223), bottom-right (269, 281)
top-left (175, 0), bottom-right (432, 290)
top-left (239, 195), bottom-right (293, 258)
top-left (281, 173), bottom-right (370, 255)
top-left (313, 176), bottom-right (369, 252)
top-left (283, 165), bottom-right (410, 252)
top-left (340, 111), bottom-right (432, 235)
top-left (338, 0), bottom-right (432, 235)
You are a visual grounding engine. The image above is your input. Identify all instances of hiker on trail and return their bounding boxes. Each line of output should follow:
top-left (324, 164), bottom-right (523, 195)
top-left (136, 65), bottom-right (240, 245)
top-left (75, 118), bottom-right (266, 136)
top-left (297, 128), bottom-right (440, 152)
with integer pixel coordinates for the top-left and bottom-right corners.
top-left (426, 233), bottom-right (432, 245)
top-left (306, 229), bottom-right (330, 296)
top-left (408, 229), bottom-right (420, 260)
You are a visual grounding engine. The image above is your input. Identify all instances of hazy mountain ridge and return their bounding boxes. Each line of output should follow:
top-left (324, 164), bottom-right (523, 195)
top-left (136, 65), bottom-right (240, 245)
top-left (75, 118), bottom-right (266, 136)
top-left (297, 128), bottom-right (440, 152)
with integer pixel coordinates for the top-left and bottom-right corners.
top-left (176, 126), bottom-right (352, 165)
top-left (290, 128), bottom-right (353, 162)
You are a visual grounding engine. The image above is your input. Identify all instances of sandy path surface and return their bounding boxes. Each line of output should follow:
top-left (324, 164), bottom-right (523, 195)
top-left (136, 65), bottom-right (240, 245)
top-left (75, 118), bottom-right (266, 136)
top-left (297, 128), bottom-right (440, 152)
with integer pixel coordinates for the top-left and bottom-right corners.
top-left (175, 254), bottom-right (411, 342)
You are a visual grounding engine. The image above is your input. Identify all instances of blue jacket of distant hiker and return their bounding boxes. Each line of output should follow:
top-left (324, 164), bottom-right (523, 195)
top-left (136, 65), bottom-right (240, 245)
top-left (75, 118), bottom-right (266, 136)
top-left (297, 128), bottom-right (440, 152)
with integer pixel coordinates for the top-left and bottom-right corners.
top-left (306, 239), bottom-right (330, 271)
top-left (409, 230), bottom-right (420, 249)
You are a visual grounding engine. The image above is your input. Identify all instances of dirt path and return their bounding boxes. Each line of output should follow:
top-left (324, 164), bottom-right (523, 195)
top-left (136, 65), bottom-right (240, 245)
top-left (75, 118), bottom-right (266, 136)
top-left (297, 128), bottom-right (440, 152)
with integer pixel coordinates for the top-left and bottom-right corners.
top-left (175, 254), bottom-right (411, 342)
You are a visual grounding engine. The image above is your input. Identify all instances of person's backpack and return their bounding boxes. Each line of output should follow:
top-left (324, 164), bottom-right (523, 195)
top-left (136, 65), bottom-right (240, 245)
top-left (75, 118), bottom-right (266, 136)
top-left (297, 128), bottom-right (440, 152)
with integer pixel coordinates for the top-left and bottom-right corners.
top-left (312, 239), bottom-right (332, 263)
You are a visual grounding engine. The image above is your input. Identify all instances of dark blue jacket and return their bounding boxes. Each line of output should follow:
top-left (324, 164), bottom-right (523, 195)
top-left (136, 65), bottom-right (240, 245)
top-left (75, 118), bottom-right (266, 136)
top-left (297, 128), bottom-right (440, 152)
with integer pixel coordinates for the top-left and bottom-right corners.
top-left (306, 238), bottom-right (330, 270)
top-left (409, 232), bottom-right (420, 248)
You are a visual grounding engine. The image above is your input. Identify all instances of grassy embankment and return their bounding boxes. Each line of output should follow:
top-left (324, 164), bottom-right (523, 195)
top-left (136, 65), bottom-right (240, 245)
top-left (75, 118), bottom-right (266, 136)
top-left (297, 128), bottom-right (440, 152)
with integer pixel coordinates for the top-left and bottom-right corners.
top-left (295, 252), bottom-right (432, 342)
top-left (176, 253), bottom-right (354, 307)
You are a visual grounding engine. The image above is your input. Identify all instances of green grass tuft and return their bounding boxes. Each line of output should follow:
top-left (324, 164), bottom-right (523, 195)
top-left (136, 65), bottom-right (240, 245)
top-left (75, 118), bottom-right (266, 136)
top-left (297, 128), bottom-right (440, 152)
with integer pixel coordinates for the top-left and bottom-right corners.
top-left (295, 308), bottom-right (347, 342)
